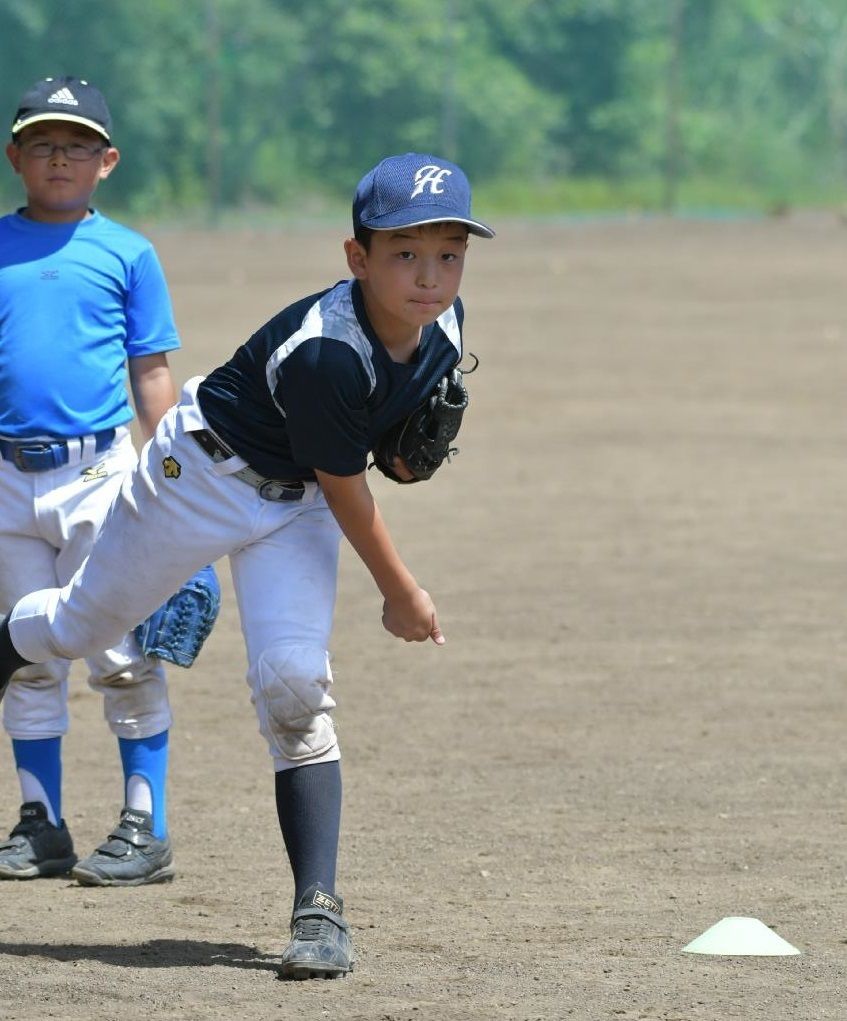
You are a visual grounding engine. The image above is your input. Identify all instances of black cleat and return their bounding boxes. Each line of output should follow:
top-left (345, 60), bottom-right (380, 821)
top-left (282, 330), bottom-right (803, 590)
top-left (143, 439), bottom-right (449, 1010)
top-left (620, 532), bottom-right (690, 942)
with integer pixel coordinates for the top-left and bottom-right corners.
top-left (278, 884), bottom-right (354, 980)
top-left (0, 802), bottom-right (77, 879)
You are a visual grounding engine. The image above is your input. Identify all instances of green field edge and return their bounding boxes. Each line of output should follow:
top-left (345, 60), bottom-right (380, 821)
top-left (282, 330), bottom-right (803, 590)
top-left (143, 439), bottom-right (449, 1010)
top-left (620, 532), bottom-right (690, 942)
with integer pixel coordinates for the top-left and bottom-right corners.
top-left (10, 175), bottom-right (843, 232)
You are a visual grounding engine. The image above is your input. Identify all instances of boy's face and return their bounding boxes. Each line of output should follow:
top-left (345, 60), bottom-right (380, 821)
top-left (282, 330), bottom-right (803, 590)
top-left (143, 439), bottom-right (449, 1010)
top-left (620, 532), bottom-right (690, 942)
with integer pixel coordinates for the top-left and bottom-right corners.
top-left (344, 223), bottom-right (469, 348)
top-left (5, 121), bottom-right (119, 223)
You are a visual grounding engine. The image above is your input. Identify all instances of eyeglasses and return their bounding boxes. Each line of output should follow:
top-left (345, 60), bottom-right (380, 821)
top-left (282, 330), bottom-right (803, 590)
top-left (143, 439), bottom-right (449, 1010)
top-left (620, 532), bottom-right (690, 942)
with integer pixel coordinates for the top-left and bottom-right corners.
top-left (17, 140), bottom-right (107, 162)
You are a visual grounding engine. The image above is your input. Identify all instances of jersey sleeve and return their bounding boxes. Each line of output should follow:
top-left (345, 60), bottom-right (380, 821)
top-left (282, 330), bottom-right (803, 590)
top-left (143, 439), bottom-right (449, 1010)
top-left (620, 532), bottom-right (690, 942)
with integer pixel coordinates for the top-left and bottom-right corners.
top-left (124, 244), bottom-right (181, 358)
top-left (276, 337), bottom-right (373, 476)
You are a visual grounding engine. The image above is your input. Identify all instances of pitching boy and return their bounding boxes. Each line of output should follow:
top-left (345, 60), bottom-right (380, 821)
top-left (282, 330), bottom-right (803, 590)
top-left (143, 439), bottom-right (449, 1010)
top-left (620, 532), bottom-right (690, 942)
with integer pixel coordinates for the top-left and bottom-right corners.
top-left (0, 77), bottom-right (180, 885)
top-left (0, 152), bottom-right (494, 978)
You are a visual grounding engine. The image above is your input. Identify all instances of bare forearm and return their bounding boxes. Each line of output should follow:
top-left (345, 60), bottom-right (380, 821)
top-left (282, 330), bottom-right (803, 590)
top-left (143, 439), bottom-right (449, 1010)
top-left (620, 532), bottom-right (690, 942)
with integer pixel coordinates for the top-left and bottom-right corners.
top-left (129, 354), bottom-right (177, 441)
top-left (315, 468), bottom-right (444, 643)
top-left (317, 471), bottom-right (416, 598)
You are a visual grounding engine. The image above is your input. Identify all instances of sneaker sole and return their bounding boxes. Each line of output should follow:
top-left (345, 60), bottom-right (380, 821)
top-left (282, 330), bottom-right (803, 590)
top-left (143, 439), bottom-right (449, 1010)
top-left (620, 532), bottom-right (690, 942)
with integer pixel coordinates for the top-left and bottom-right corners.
top-left (278, 962), bottom-right (352, 981)
top-left (71, 862), bottom-right (176, 887)
top-left (0, 855), bottom-right (77, 880)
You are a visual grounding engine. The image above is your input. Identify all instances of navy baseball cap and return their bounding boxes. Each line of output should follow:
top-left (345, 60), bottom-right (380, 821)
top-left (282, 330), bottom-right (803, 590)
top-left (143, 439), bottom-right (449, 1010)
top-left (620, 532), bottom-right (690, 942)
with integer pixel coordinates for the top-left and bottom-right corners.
top-left (353, 152), bottom-right (495, 239)
top-left (11, 76), bottom-right (112, 142)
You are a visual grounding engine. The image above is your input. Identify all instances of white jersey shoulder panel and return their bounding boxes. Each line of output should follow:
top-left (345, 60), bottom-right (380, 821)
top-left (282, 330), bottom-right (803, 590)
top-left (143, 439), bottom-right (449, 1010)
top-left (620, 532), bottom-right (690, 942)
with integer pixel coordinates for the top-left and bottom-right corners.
top-left (436, 304), bottom-right (461, 357)
top-left (265, 281), bottom-right (376, 416)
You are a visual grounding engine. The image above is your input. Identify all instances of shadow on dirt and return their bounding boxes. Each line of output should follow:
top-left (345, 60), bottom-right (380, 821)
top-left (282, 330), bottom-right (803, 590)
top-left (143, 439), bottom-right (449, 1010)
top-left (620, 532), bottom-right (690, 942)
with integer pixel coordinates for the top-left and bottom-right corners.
top-left (0, 939), bottom-right (279, 971)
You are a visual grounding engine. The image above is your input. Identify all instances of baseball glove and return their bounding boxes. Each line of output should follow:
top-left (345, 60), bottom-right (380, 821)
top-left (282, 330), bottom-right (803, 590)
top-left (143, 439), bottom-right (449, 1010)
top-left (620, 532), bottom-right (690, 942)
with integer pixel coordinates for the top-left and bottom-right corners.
top-left (371, 355), bottom-right (477, 484)
top-left (133, 564), bottom-right (221, 668)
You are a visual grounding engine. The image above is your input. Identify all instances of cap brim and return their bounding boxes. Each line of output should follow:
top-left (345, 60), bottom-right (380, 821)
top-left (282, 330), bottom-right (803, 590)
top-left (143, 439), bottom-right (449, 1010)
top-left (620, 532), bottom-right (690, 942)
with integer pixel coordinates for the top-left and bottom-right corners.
top-left (364, 212), bottom-right (495, 239)
top-left (11, 113), bottom-right (111, 142)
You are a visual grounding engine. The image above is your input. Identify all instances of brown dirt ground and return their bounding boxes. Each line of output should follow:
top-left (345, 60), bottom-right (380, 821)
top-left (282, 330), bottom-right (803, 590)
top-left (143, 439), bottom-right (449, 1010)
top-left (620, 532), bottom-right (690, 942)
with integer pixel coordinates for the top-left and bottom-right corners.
top-left (1, 215), bottom-right (846, 1021)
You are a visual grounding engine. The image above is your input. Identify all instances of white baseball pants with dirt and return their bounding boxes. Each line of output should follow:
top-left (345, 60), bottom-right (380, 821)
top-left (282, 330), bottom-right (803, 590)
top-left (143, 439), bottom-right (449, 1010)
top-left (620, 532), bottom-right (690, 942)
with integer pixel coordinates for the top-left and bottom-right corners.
top-left (0, 429), bottom-right (169, 741)
top-left (9, 378), bottom-right (343, 772)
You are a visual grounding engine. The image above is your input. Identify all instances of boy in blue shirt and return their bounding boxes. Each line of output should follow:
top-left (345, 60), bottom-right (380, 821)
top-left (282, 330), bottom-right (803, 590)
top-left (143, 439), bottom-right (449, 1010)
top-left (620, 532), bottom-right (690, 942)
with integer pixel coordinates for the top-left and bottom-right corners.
top-left (0, 151), bottom-right (494, 976)
top-left (0, 77), bottom-right (180, 886)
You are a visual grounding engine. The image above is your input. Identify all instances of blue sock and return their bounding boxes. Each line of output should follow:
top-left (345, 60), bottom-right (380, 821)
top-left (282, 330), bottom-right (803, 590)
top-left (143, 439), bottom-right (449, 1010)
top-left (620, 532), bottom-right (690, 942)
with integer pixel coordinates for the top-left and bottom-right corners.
top-left (12, 736), bottom-right (62, 822)
top-left (118, 730), bottom-right (168, 839)
top-left (275, 761), bottom-right (342, 906)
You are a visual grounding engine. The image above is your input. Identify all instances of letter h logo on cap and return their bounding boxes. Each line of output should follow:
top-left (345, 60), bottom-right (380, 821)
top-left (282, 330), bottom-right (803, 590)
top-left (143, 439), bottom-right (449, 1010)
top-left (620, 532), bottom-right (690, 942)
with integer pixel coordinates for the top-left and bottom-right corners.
top-left (411, 165), bottom-right (453, 197)
top-left (353, 152), bottom-right (495, 239)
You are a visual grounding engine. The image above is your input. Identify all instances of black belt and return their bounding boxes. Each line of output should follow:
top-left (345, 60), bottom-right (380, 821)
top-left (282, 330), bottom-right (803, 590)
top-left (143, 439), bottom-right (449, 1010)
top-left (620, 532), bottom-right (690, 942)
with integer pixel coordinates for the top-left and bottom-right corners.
top-left (190, 429), bottom-right (305, 502)
top-left (0, 429), bottom-right (116, 473)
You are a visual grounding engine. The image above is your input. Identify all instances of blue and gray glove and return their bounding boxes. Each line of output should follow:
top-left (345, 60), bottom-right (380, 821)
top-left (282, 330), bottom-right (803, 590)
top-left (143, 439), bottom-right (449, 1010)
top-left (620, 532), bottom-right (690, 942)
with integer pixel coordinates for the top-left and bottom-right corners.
top-left (134, 564), bottom-right (221, 668)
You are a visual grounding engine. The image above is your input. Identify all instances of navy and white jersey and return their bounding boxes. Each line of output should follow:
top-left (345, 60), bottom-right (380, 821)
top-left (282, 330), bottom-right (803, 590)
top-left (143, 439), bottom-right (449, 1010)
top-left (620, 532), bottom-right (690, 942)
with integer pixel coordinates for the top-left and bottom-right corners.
top-left (198, 279), bottom-right (464, 479)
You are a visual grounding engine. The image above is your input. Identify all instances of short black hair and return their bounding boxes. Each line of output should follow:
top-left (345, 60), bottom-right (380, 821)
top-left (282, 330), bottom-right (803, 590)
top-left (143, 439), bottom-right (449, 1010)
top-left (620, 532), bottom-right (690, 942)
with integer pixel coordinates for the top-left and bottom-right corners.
top-left (353, 224), bottom-right (374, 250)
top-left (353, 221), bottom-right (470, 250)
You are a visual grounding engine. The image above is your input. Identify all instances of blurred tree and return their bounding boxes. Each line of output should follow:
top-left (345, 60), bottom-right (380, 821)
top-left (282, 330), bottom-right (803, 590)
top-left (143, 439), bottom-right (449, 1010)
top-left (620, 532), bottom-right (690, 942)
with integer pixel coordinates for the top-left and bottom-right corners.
top-left (0, 0), bottom-right (845, 213)
top-left (475, 0), bottom-right (635, 176)
top-left (279, 0), bottom-right (558, 189)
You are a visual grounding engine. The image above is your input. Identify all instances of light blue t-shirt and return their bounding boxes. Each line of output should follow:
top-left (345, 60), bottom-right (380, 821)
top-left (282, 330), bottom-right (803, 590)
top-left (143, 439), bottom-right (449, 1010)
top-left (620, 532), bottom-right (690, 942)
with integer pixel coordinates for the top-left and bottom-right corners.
top-left (0, 210), bottom-right (180, 438)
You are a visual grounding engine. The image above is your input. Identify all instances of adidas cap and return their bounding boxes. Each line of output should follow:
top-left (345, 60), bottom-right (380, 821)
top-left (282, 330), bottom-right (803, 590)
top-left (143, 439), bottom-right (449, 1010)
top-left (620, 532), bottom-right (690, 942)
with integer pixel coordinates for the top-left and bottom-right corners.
top-left (11, 76), bottom-right (112, 142)
top-left (353, 153), bottom-right (494, 239)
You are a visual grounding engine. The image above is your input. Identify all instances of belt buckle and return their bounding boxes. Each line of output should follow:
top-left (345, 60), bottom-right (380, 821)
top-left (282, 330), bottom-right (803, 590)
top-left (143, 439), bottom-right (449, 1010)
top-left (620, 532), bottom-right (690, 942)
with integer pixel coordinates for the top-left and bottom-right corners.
top-left (258, 479), bottom-right (304, 502)
top-left (13, 442), bottom-right (55, 472)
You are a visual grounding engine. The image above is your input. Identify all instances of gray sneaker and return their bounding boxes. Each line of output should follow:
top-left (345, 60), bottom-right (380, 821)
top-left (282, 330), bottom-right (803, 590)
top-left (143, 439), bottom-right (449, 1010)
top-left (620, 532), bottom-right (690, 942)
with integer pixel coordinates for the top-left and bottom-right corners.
top-left (279, 884), bottom-right (354, 980)
top-left (0, 801), bottom-right (77, 879)
top-left (72, 807), bottom-right (174, 887)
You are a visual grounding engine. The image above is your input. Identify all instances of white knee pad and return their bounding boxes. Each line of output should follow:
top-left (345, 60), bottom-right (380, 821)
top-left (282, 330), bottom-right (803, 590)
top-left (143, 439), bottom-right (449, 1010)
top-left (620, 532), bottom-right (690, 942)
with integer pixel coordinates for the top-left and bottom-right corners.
top-left (3, 661), bottom-right (70, 738)
top-left (250, 643), bottom-right (337, 764)
top-left (89, 660), bottom-right (172, 739)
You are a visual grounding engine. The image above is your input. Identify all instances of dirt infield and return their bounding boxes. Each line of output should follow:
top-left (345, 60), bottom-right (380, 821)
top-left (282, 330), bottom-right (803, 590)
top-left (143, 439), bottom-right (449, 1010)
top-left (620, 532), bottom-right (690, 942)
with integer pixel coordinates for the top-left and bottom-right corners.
top-left (1, 215), bottom-right (845, 1020)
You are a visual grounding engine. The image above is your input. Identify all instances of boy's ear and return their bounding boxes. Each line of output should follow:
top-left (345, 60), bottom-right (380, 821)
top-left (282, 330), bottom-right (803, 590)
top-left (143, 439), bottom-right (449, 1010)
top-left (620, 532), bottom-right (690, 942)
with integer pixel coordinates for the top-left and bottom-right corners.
top-left (344, 237), bottom-right (368, 279)
top-left (6, 141), bottom-right (22, 174)
top-left (98, 147), bottom-right (120, 180)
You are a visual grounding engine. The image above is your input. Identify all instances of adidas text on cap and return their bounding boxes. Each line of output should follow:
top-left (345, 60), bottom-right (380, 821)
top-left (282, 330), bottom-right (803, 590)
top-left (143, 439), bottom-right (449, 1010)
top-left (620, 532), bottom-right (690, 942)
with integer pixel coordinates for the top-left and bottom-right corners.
top-left (11, 76), bottom-right (112, 143)
top-left (353, 153), bottom-right (495, 239)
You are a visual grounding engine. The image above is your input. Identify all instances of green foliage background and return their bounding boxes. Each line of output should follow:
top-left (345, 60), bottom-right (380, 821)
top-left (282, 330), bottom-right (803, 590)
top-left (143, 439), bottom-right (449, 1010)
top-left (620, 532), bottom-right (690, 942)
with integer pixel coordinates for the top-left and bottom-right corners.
top-left (1, 0), bottom-right (846, 219)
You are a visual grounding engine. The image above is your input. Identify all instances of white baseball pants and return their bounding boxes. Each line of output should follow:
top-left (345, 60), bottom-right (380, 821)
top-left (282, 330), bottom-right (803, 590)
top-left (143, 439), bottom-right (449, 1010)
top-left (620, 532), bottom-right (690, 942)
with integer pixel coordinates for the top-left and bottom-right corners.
top-left (0, 430), bottom-right (169, 740)
top-left (9, 379), bottom-right (343, 771)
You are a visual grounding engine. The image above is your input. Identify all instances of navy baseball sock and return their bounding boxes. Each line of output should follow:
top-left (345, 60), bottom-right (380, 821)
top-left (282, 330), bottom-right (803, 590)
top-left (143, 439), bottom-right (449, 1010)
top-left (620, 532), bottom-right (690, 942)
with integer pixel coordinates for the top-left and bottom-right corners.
top-left (0, 617), bottom-right (31, 696)
top-left (274, 761), bottom-right (342, 907)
